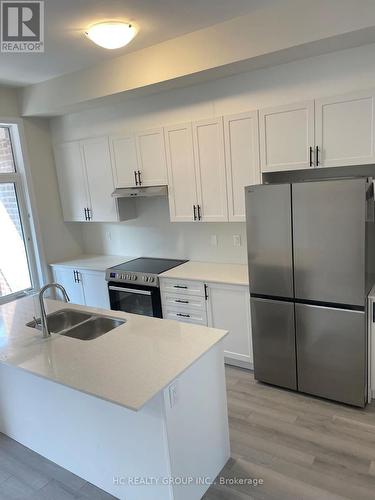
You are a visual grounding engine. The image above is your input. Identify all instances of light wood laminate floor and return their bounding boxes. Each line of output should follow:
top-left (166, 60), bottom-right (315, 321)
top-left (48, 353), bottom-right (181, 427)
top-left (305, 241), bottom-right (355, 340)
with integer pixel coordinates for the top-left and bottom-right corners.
top-left (1, 366), bottom-right (375, 499)
top-left (204, 366), bottom-right (375, 500)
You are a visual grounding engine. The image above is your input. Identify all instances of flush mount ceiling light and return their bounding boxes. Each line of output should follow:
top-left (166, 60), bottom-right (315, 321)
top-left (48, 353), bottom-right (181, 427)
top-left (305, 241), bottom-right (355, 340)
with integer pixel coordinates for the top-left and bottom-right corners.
top-left (85, 22), bottom-right (138, 49)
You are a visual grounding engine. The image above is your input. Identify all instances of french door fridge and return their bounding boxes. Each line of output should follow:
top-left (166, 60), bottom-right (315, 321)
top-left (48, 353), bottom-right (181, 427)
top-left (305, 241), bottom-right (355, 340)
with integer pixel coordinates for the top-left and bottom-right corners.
top-left (246, 178), bottom-right (375, 407)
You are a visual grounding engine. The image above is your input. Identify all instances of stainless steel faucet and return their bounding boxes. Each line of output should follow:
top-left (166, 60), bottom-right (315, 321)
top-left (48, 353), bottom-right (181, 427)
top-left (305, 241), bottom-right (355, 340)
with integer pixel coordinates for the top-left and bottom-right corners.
top-left (39, 283), bottom-right (70, 338)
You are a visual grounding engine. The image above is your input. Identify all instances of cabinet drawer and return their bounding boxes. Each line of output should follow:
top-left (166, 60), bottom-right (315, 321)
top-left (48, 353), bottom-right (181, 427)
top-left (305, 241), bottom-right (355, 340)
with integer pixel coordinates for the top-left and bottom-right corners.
top-left (163, 307), bottom-right (207, 326)
top-left (160, 278), bottom-right (205, 297)
top-left (162, 293), bottom-right (206, 312)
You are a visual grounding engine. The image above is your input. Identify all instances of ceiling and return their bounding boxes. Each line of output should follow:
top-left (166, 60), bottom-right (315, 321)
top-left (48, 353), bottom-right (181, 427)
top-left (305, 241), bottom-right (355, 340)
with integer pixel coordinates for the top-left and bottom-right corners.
top-left (0, 0), bottom-right (275, 87)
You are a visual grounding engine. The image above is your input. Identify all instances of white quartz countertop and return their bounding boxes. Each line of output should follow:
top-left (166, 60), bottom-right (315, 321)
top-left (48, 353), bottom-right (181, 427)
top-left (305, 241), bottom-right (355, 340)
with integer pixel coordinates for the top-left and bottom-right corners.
top-left (49, 254), bottom-right (135, 272)
top-left (160, 261), bottom-right (249, 286)
top-left (0, 296), bottom-right (227, 411)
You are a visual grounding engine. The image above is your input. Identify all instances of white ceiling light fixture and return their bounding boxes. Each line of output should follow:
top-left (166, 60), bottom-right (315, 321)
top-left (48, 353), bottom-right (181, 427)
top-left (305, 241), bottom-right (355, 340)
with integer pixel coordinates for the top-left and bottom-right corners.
top-left (85, 22), bottom-right (138, 50)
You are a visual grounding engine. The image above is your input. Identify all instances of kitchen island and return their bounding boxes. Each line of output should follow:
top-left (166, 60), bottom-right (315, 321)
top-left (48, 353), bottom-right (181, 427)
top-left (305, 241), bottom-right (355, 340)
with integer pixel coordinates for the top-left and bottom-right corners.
top-left (0, 296), bottom-right (230, 500)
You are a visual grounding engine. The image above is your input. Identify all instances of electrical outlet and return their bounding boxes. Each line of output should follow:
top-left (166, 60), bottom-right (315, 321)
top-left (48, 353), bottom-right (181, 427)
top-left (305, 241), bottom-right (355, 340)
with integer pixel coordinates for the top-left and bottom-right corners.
top-left (169, 382), bottom-right (179, 408)
top-left (233, 234), bottom-right (241, 247)
top-left (210, 235), bottom-right (218, 247)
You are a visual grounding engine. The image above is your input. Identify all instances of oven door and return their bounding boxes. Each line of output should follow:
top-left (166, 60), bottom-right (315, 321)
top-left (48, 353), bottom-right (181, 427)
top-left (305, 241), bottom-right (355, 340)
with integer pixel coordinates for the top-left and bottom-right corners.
top-left (108, 282), bottom-right (162, 318)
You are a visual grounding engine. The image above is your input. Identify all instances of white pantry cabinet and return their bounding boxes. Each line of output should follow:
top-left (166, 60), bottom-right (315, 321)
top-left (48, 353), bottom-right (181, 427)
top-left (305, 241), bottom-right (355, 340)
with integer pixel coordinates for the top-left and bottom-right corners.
top-left (206, 283), bottom-right (253, 368)
top-left (160, 277), bottom-right (253, 368)
top-left (259, 100), bottom-right (315, 173)
top-left (193, 118), bottom-right (228, 222)
top-left (51, 266), bottom-right (110, 309)
top-left (164, 123), bottom-right (198, 222)
top-left (55, 137), bottom-right (135, 222)
top-left (315, 90), bottom-right (375, 167)
top-left (224, 111), bottom-right (261, 222)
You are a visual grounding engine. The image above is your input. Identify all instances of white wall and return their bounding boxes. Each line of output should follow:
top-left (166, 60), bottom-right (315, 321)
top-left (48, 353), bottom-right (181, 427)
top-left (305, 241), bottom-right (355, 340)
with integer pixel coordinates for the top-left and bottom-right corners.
top-left (21, 118), bottom-right (84, 264)
top-left (0, 87), bottom-right (84, 272)
top-left (83, 197), bottom-right (247, 263)
top-left (50, 42), bottom-right (375, 264)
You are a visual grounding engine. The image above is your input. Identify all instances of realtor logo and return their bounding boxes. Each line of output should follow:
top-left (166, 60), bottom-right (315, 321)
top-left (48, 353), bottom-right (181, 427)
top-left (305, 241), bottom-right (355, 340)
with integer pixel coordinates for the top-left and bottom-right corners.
top-left (1, 1), bottom-right (44, 52)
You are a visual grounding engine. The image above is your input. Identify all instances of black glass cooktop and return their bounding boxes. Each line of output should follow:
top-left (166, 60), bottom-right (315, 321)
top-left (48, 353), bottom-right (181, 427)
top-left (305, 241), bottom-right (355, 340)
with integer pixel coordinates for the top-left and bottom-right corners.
top-left (109, 257), bottom-right (188, 275)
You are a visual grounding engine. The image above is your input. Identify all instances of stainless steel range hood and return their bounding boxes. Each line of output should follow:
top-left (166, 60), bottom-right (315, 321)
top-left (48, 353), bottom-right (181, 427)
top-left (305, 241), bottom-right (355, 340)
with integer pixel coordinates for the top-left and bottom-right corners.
top-left (111, 185), bottom-right (168, 198)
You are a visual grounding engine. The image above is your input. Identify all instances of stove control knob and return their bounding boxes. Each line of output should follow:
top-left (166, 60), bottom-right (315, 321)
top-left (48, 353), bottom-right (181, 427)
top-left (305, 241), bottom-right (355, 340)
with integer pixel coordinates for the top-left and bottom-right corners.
top-left (150, 277), bottom-right (155, 283)
top-left (133, 275), bottom-right (138, 281)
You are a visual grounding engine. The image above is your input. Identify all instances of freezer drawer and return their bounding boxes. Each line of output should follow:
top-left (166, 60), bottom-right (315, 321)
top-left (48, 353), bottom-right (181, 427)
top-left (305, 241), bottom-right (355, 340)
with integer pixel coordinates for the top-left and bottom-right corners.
top-left (246, 184), bottom-right (293, 298)
top-left (293, 179), bottom-right (366, 306)
top-left (295, 303), bottom-right (366, 407)
top-left (251, 298), bottom-right (297, 390)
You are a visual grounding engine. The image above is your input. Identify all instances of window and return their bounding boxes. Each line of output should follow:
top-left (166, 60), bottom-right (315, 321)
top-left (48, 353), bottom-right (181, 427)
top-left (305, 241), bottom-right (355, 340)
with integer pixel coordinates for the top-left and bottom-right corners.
top-left (0, 126), bottom-right (36, 301)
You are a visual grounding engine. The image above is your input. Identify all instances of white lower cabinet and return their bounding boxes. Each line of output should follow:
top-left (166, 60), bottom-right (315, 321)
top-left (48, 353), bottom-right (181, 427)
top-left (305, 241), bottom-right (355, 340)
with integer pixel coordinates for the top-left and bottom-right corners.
top-left (160, 278), bottom-right (253, 368)
top-left (51, 266), bottom-right (109, 309)
top-left (206, 283), bottom-right (253, 368)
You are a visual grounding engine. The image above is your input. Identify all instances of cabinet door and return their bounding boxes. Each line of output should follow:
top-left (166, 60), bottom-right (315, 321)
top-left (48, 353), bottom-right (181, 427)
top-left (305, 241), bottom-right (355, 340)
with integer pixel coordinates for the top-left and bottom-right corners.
top-left (315, 90), bottom-right (375, 167)
top-left (207, 283), bottom-right (253, 367)
top-left (224, 111), bottom-right (261, 222)
top-left (80, 270), bottom-right (110, 309)
top-left (54, 142), bottom-right (89, 222)
top-left (193, 118), bottom-right (228, 222)
top-left (136, 128), bottom-right (168, 186)
top-left (81, 137), bottom-right (117, 222)
top-left (52, 267), bottom-right (85, 306)
top-left (164, 123), bottom-right (198, 222)
top-left (259, 100), bottom-right (315, 172)
top-left (111, 136), bottom-right (139, 187)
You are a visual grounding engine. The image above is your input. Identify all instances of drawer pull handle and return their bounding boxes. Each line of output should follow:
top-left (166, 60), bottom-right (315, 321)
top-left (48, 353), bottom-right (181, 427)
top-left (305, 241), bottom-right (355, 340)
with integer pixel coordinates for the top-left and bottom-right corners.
top-left (177, 313), bottom-right (190, 318)
top-left (175, 299), bottom-right (189, 304)
top-left (173, 285), bottom-right (188, 289)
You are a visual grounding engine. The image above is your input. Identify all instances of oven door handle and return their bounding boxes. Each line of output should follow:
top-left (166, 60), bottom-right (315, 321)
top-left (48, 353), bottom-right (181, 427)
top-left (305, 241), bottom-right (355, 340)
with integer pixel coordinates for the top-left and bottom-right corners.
top-left (108, 286), bottom-right (152, 296)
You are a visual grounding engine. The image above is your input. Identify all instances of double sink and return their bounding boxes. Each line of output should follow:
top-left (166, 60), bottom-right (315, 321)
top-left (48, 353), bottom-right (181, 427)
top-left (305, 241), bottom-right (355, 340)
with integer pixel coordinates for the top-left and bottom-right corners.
top-left (27, 309), bottom-right (125, 340)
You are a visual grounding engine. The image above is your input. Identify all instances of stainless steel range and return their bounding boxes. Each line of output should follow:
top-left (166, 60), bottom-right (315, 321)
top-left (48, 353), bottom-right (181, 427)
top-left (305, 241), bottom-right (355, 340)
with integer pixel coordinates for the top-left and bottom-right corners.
top-left (105, 257), bottom-right (188, 318)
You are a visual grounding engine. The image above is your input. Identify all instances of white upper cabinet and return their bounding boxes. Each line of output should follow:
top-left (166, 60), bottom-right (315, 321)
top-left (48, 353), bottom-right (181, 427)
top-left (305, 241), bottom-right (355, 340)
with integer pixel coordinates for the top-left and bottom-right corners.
top-left (315, 90), bottom-right (375, 167)
top-left (224, 111), bottom-right (261, 222)
top-left (259, 100), bottom-right (315, 172)
top-left (54, 142), bottom-right (89, 222)
top-left (193, 118), bottom-right (228, 222)
top-left (55, 137), bottom-right (135, 222)
top-left (81, 137), bottom-right (117, 222)
top-left (164, 123), bottom-right (198, 222)
top-left (135, 128), bottom-right (168, 186)
top-left (111, 135), bottom-right (139, 187)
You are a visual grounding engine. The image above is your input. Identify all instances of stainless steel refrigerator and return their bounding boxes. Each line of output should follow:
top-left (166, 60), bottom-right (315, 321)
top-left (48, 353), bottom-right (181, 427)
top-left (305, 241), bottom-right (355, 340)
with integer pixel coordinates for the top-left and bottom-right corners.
top-left (245, 177), bottom-right (375, 407)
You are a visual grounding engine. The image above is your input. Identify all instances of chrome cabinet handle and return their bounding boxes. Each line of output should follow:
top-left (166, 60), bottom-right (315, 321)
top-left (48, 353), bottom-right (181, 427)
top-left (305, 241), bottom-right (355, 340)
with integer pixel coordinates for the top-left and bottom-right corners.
top-left (134, 171), bottom-right (138, 186)
top-left (173, 285), bottom-right (188, 289)
top-left (197, 205), bottom-right (201, 221)
top-left (84, 208), bottom-right (88, 220)
top-left (175, 299), bottom-right (189, 304)
top-left (177, 313), bottom-right (190, 318)
top-left (316, 146), bottom-right (320, 166)
top-left (87, 208), bottom-right (92, 221)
